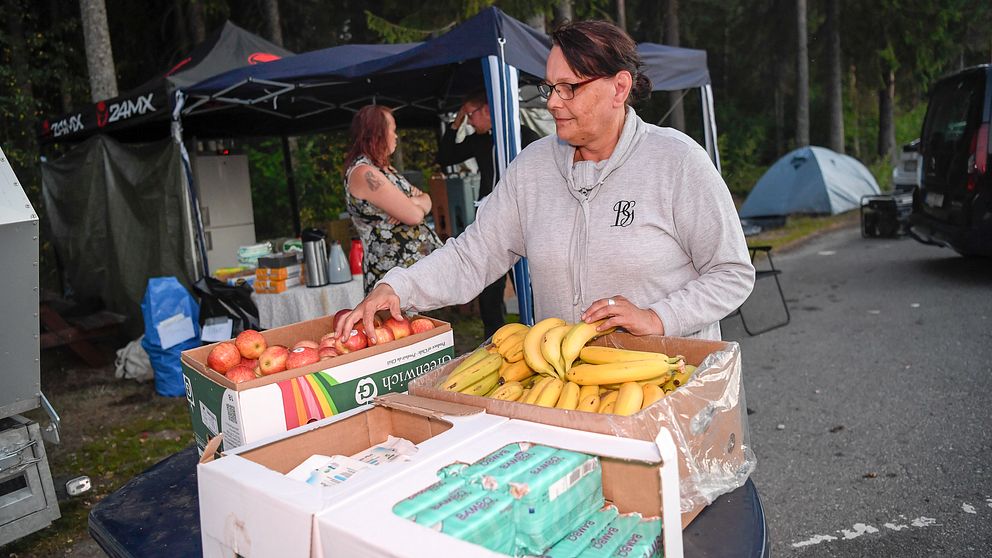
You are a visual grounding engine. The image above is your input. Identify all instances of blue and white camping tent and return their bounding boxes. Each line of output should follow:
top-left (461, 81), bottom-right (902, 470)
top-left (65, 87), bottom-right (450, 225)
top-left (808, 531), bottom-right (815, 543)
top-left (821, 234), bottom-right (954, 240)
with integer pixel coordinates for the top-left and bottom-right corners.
top-left (739, 146), bottom-right (881, 219)
top-left (181, 7), bottom-right (718, 324)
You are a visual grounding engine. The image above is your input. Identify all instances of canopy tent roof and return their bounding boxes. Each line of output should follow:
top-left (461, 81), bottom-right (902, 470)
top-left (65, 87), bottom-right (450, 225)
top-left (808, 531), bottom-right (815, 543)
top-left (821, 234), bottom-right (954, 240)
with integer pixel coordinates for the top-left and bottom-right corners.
top-left (637, 43), bottom-right (711, 91)
top-left (180, 7), bottom-right (712, 138)
top-left (181, 8), bottom-right (549, 136)
top-left (38, 21), bottom-right (292, 145)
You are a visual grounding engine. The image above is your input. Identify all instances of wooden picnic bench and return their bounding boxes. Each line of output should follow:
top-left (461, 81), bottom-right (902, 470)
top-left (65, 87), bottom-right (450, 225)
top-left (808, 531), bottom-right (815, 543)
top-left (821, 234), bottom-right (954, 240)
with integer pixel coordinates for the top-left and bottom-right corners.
top-left (39, 295), bottom-right (126, 367)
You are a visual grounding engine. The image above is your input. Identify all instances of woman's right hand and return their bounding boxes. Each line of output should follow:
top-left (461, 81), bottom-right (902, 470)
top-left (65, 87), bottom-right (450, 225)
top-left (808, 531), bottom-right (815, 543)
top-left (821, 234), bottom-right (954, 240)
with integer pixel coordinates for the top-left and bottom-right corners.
top-left (335, 283), bottom-right (404, 344)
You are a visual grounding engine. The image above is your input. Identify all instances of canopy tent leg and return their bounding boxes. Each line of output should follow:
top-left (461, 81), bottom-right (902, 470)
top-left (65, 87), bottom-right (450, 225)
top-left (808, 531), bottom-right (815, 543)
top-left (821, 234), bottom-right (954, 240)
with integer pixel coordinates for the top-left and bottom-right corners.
top-left (172, 91), bottom-right (209, 279)
top-left (281, 136), bottom-right (302, 237)
top-left (483, 51), bottom-right (535, 326)
top-left (701, 84), bottom-right (722, 173)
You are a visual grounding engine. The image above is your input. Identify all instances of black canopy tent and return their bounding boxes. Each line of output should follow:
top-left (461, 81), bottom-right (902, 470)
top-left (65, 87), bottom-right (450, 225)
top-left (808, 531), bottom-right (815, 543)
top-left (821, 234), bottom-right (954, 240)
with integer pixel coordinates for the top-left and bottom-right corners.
top-left (38, 22), bottom-right (292, 333)
top-left (38, 21), bottom-right (292, 145)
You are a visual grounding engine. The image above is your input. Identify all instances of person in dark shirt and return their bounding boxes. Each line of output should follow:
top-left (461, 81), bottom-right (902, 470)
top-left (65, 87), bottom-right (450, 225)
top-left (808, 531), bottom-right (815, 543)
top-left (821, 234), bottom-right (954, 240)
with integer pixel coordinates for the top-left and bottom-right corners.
top-left (437, 92), bottom-right (541, 339)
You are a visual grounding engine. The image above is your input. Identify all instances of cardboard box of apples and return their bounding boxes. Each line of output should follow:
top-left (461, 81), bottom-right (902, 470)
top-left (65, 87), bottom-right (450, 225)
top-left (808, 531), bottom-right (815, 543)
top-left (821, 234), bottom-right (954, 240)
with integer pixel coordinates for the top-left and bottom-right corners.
top-left (180, 310), bottom-right (454, 452)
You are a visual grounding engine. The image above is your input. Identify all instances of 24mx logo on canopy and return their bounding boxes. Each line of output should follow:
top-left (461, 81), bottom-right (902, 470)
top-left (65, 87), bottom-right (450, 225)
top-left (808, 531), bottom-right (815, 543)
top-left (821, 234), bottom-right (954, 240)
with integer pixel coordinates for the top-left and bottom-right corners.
top-left (96, 93), bottom-right (157, 128)
top-left (46, 114), bottom-right (84, 137)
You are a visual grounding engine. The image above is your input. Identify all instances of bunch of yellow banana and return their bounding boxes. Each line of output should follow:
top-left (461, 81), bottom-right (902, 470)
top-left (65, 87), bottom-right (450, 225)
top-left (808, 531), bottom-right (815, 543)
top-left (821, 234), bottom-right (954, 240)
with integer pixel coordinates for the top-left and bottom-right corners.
top-left (438, 347), bottom-right (502, 395)
top-left (520, 318), bottom-right (619, 381)
top-left (439, 320), bottom-right (698, 415)
top-left (491, 323), bottom-right (528, 362)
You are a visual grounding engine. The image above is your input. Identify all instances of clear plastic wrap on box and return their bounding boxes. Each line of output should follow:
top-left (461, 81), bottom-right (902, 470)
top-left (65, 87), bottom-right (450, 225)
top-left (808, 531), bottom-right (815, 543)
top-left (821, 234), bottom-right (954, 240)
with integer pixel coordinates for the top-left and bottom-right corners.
top-left (408, 333), bottom-right (757, 517)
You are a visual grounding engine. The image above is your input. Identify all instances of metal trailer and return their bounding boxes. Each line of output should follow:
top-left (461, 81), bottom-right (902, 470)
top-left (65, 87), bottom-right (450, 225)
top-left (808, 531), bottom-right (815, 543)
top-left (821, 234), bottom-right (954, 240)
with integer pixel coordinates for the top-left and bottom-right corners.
top-left (0, 146), bottom-right (83, 545)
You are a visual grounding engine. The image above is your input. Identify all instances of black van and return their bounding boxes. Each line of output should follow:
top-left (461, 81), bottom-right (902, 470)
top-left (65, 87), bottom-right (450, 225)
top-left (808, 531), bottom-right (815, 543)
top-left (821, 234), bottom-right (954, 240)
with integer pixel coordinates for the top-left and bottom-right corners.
top-left (909, 65), bottom-right (991, 256)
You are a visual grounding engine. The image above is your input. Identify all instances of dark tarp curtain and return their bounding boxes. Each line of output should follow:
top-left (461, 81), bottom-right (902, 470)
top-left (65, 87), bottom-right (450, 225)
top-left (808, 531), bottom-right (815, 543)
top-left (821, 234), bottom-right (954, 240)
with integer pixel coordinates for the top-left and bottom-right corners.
top-left (41, 135), bottom-right (196, 335)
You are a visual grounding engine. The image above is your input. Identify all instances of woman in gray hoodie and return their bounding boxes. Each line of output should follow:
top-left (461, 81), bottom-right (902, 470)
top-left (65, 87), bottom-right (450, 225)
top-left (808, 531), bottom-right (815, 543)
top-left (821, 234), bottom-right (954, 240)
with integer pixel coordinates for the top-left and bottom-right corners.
top-left (337, 20), bottom-right (755, 343)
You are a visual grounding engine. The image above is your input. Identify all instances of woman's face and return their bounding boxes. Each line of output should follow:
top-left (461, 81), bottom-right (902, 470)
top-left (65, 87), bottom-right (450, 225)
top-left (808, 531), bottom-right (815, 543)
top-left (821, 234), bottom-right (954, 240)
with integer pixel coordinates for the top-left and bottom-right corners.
top-left (544, 46), bottom-right (617, 147)
top-left (384, 112), bottom-right (398, 155)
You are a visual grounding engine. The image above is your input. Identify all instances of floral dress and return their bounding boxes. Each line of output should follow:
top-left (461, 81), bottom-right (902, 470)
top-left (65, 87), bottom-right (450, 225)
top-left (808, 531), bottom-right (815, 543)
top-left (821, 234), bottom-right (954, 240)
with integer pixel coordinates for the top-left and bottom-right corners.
top-left (345, 155), bottom-right (442, 293)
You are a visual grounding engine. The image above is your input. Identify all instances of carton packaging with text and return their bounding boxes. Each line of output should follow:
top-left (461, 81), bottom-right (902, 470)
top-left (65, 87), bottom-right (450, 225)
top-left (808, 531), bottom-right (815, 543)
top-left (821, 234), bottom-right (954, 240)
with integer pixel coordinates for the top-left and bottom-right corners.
top-left (196, 394), bottom-right (508, 558)
top-left (181, 316), bottom-right (454, 452)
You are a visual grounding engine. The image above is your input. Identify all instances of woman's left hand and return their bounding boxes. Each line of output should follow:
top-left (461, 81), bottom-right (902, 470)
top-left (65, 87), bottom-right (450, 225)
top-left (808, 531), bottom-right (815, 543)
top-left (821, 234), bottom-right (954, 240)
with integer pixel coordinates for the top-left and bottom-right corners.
top-left (580, 295), bottom-right (665, 336)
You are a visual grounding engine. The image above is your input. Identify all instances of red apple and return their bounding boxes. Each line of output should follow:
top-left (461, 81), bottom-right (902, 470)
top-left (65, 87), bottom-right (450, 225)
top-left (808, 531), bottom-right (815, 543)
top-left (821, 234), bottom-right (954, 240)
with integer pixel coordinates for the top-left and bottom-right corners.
top-left (370, 326), bottom-right (395, 345)
top-left (258, 345), bottom-right (290, 375)
top-left (410, 318), bottom-right (434, 334)
top-left (286, 346), bottom-right (320, 370)
top-left (332, 308), bottom-right (352, 330)
top-left (319, 333), bottom-right (337, 348)
top-left (234, 329), bottom-right (267, 359)
top-left (334, 327), bottom-right (368, 353)
top-left (207, 342), bottom-right (241, 374)
top-left (384, 316), bottom-right (412, 340)
top-left (293, 339), bottom-right (319, 350)
top-left (240, 358), bottom-right (258, 370)
top-left (226, 364), bottom-right (256, 383)
top-left (318, 346), bottom-right (339, 360)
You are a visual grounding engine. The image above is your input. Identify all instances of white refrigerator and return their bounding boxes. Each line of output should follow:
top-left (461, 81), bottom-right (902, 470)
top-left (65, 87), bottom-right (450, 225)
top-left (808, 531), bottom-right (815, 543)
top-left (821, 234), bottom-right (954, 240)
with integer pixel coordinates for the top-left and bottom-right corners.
top-left (193, 154), bottom-right (256, 273)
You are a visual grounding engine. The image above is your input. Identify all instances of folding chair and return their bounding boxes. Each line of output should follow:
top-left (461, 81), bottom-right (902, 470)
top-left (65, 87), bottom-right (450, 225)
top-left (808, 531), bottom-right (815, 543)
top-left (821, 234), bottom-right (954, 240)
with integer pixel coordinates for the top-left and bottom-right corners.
top-left (729, 245), bottom-right (790, 336)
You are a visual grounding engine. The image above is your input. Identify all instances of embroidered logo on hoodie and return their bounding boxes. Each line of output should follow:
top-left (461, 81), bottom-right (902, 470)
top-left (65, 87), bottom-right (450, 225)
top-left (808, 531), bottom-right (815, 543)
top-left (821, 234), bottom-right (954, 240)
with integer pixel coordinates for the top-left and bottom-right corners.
top-left (612, 200), bottom-right (636, 227)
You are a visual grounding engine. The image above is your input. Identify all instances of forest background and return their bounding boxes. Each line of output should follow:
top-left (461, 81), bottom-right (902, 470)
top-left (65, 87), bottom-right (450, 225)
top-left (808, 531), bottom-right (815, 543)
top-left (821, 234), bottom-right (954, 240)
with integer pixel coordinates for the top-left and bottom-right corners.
top-left (3, 0), bottom-right (991, 287)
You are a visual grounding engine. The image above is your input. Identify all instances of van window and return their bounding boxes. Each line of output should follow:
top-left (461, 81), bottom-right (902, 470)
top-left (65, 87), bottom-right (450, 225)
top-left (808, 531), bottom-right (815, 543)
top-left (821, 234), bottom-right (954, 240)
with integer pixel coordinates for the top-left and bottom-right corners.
top-left (921, 73), bottom-right (986, 190)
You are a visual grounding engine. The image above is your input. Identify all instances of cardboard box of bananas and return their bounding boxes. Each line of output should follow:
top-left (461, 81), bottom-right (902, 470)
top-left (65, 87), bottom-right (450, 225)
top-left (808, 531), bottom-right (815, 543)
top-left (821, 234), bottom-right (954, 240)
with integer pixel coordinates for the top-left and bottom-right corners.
top-left (435, 318), bottom-right (698, 416)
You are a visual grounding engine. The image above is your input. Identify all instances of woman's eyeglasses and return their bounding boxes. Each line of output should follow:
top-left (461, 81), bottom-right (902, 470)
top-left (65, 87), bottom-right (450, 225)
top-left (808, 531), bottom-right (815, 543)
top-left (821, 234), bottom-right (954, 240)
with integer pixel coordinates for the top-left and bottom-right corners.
top-left (537, 76), bottom-right (603, 100)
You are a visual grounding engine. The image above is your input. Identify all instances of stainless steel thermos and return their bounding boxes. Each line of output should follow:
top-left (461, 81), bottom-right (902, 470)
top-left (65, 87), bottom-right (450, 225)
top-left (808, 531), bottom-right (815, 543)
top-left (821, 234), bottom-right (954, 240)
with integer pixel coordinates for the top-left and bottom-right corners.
top-left (301, 228), bottom-right (329, 288)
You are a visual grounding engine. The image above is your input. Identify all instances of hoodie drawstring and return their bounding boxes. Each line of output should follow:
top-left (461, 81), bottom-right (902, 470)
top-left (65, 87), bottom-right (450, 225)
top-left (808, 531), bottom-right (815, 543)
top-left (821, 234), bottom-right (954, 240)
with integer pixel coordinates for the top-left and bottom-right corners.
top-left (569, 183), bottom-right (604, 309)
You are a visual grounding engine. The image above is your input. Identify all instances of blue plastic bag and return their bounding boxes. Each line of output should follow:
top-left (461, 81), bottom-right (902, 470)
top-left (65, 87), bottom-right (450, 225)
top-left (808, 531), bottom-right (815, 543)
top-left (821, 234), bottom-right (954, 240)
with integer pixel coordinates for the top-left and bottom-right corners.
top-left (140, 277), bottom-right (201, 397)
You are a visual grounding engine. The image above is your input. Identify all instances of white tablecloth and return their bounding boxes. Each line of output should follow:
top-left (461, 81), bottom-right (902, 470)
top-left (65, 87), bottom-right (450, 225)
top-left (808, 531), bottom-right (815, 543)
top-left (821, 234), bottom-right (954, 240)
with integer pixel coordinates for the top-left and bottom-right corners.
top-left (251, 278), bottom-right (365, 329)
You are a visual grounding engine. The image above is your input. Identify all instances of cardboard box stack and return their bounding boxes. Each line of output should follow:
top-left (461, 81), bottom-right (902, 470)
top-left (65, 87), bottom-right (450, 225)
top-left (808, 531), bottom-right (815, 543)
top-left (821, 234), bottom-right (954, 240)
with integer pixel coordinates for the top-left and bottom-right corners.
top-left (254, 252), bottom-right (304, 294)
top-left (197, 394), bottom-right (684, 558)
top-left (193, 319), bottom-right (752, 557)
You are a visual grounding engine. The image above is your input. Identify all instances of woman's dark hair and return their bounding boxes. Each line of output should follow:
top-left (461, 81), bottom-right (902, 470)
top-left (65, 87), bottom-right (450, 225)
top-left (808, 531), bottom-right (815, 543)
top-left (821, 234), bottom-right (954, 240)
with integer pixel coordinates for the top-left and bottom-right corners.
top-left (344, 104), bottom-right (393, 171)
top-left (550, 20), bottom-right (652, 104)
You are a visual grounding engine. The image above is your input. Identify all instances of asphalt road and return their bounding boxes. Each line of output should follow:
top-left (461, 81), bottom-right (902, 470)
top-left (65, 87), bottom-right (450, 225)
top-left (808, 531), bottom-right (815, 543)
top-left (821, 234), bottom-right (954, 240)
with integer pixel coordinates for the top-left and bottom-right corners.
top-left (719, 224), bottom-right (992, 557)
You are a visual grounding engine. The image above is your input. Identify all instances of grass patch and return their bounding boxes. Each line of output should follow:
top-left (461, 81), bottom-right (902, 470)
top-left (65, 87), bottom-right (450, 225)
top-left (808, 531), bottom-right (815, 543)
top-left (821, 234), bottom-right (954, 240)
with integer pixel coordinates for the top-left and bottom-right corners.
top-left (4, 390), bottom-right (191, 557)
top-left (747, 211), bottom-right (860, 254)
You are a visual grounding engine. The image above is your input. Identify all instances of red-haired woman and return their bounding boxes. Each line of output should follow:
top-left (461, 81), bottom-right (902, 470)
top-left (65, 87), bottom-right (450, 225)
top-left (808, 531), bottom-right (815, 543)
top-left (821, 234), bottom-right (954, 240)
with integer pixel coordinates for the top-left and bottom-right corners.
top-left (344, 105), bottom-right (440, 293)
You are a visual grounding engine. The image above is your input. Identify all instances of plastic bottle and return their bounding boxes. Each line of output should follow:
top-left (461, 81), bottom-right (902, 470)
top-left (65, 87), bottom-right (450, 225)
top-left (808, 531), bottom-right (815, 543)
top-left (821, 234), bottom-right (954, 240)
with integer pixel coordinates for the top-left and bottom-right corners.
top-left (349, 238), bottom-right (364, 276)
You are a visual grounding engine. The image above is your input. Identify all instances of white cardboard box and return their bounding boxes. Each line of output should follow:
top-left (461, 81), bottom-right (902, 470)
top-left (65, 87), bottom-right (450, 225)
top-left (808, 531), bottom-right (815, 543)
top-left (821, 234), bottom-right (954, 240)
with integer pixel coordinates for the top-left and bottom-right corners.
top-left (314, 418), bottom-right (683, 558)
top-left (197, 394), bottom-right (508, 558)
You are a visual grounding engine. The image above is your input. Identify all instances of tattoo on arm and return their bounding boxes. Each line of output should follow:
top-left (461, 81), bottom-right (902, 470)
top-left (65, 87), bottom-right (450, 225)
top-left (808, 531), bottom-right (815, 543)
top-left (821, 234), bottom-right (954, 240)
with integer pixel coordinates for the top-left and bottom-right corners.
top-left (364, 170), bottom-right (384, 191)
